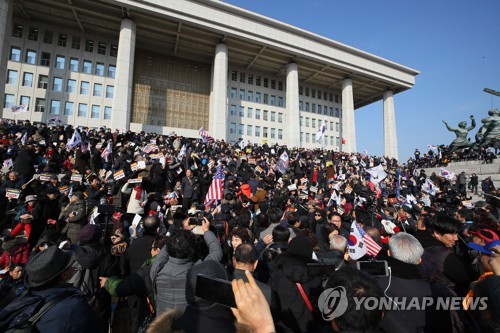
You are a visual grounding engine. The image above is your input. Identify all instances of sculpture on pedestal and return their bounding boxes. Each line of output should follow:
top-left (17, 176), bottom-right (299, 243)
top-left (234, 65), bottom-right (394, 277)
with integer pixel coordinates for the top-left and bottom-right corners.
top-left (442, 115), bottom-right (476, 153)
top-left (443, 109), bottom-right (500, 152)
top-left (475, 108), bottom-right (500, 149)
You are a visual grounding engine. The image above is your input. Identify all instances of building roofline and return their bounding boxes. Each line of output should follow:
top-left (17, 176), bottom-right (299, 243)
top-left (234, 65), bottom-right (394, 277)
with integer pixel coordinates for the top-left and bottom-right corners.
top-left (200, 0), bottom-right (420, 76)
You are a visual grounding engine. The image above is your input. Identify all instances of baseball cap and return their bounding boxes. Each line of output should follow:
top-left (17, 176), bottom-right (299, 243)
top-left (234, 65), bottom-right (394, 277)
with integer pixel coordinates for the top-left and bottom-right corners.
top-left (470, 229), bottom-right (499, 243)
top-left (468, 240), bottom-right (500, 255)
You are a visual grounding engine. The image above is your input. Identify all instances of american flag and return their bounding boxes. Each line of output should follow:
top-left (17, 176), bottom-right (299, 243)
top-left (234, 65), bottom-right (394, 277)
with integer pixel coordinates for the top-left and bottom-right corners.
top-left (357, 223), bottom-right (381, 257)
top-left (204, 164), bottom-right (225, 209)
top-left (199, 127), bottom-right (214, 143)
top-left (101, 142), bottom-right (112, 162)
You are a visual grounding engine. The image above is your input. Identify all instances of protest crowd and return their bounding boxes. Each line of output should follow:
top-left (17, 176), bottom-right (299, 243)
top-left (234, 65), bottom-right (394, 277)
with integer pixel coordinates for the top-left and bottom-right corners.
top-left (0, 119), bottom-right (499, 333)
top-left (410, 145), bottom-right (498, 169)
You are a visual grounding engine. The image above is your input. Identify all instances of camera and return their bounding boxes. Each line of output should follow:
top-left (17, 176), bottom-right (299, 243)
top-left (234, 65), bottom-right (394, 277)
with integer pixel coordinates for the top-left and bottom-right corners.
top-left (189, 217), bottom-right (204, 226)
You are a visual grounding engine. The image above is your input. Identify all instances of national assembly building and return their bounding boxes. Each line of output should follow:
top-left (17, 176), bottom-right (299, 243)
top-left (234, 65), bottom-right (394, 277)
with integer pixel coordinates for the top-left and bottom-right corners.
top-left (0, 0), bottom-right (418, 158)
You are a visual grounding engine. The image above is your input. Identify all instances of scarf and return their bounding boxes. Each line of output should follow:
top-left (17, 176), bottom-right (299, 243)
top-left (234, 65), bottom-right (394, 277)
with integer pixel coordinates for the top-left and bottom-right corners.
top-left (134, 185), bottom-right (143, 200)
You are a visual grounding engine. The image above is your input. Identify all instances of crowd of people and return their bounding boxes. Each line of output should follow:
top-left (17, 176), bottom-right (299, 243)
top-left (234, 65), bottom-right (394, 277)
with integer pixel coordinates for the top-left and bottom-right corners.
top-left (410, 145), bottom-right (498, 169)
top-left (0, 119), bottom-right (498, 333)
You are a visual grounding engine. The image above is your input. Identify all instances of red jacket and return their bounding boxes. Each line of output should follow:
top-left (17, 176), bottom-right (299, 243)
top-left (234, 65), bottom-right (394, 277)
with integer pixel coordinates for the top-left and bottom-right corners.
top-left (0, 244), bottom-right (30, 268)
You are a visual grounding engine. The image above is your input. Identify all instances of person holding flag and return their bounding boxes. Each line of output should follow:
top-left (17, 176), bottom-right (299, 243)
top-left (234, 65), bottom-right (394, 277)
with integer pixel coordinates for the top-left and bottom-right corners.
top-left (315, 119), bottom-right (326, 144)
top-left (101, 141), bottom-right (113, 163)
top-left (204, 164), bottom-right (225, 210)
top-left (66, 129), bottom-right (82, 150)
top-left (199, 127), bottom-right (214, 143)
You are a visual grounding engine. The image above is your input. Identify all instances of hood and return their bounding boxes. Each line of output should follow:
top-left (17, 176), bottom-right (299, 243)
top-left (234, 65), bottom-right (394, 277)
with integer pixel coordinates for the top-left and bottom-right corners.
top-left (239, 184), bottom-right (252, 196)
top-left (75, 244), bottom-right (102, 270)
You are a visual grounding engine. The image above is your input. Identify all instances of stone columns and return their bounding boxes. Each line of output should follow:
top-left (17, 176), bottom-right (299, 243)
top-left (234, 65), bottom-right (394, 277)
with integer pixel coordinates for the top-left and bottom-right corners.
top-left (341, 78), bottom-right (356, 152)
top-left (111, 18), bottom-right (136, 130)
top-left (0, 0), bottom-right (13, 115)
top-left (209, 43), bottom-right (228, 140)
top-left (286, 62), bottom-right (300, 148)
top-left (383, 90), bottom-right (398, 159)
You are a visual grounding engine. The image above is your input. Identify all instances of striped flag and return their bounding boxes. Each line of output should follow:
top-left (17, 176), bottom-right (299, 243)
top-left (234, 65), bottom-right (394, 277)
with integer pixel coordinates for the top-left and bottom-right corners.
top-left (101, 142), bottom-right (112, 162)
top-left (354, 222), bottom-right (381, 258)
top-left (199, 127), bottom-right (214, 143)
top-left (204, 164), bottom-right (225, 209)
top-left (11, 104), bottom-right (28, 114)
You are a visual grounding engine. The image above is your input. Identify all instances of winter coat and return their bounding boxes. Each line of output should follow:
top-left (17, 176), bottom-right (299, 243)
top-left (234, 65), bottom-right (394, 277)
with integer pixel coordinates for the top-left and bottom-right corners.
top-left (376, 256), bottom-right (453, 333)
top-left (0, 178), bottom-right (23, 196)
top-left (73, 243), bottom-right (119, 330)
top-left (125, 234), bottom-right (156, 275)
top-left (151, 231), bottom-right (223, 315)
top-left (121, 183), bottom-right (147, 214)
top-left (60, 199), bottom-right (86, 244)
top-left (269, 254), bottom-right (322, 333)
top-left (0, 243), bottom-right (30, 267)
top-left (86, 185), bottom-right (105, 213)
top-left (423, 237), bottom-right (471, 296)
top-left (13, 148), bottom-right (36, 179)
top-left (249, 188), bottom-right (267, 211)
top-left (232, 269), bottom-right (272, 305)
top-left (181, 176), bottom-right (199, 200)
top-left (0, 285), bottom-right (101, 333)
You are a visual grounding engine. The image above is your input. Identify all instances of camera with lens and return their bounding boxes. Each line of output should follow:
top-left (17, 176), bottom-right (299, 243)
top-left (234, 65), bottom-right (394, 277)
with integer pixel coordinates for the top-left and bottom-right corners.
top-left (189, 217), bottom-right (204, 226)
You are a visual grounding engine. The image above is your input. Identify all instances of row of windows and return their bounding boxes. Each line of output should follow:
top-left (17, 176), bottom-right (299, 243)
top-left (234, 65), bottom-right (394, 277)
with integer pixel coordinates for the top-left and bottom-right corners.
top-left (230, 71), bottom-right (284, 91)
top-left (12, 24), bottom-right (117, 57)
top-left (299, 86), bottom-right (339, 103)
top-left (229, 105), bottom-right (283, 122)
top-left (230, 70), bottom-right (340, 105)
top-left (8, 47), bottom-right (116, 78)
top-left (300, 117), bottom-right (340, 131)
top-left (229, 123), bottom-right (284, 139)
top-left (4, 94), bottom-right (112, 119)
top-left (6, 70), bottom-right (114, 97)
top-left (229, 87), bottom-right (284, 107)
top-left (300, 132), bottom-right (339, 146)
top-left (299, 101), bottom-right (340, 117)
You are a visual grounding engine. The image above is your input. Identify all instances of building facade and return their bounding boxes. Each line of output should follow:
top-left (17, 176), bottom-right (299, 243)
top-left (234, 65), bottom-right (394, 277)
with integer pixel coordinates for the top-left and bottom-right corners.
top-left (0, 0), bottom-right (418, 158)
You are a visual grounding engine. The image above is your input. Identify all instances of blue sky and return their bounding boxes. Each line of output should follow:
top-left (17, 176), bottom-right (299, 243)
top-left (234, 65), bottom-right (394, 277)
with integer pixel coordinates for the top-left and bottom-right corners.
top-left (222, 0), bottom-right (500, 160)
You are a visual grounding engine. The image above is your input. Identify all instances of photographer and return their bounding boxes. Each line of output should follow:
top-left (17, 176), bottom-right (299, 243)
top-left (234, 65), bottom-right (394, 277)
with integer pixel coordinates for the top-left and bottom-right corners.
top-left (86, 175), bottom-right (106, 213)
top-left (59, 191), bottom-right (86, 244)
top-left (150, 217), bottom-right (222, 315)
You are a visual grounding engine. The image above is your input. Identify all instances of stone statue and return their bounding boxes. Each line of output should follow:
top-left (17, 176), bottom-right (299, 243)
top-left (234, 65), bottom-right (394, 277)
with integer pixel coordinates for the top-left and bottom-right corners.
top-left (475, 108), bottom-right (500, 149)
top-left (442, 115), bottom-right (476, 152)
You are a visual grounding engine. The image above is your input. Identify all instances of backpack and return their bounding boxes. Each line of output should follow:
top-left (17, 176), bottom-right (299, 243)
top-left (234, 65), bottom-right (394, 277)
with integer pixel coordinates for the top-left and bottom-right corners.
top-left (3, 291), bottom-right (74, 333)
top-left (66, 261), bottom-right (100, 309)
top-left (67, 261), bottom-right (100, 308)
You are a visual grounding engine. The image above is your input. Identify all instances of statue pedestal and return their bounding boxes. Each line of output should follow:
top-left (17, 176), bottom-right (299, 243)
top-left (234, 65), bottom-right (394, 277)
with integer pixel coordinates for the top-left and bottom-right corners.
top-left (423, 159), bottom-right (500, 202)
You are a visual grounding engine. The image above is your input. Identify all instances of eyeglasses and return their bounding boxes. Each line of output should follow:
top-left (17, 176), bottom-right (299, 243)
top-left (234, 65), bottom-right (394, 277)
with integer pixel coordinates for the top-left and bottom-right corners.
top-left (315, 214), bottom-right (322, 217)
top-left (111, 234), bottom-right (122, 238)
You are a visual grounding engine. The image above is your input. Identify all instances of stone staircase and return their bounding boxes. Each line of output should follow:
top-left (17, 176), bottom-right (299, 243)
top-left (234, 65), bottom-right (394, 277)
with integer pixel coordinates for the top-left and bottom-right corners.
top-left (423, 159), bottom-right (500, 202)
